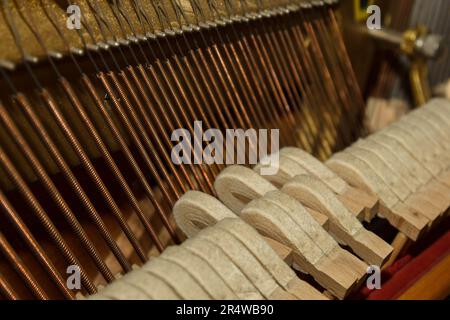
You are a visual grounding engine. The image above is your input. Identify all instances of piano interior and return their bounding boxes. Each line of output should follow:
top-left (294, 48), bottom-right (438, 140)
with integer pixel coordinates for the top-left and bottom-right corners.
top-left (0, 0), bottom-right (449, 300)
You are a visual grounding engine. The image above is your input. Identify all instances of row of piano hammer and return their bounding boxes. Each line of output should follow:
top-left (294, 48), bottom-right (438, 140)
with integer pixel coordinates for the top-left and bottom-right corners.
top-left (89, 98), bottom-right (450, 300)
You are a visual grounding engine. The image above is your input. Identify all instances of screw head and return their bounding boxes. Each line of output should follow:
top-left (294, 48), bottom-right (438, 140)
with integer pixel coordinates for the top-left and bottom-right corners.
top-left (416, 34), bottom-right (443, 59)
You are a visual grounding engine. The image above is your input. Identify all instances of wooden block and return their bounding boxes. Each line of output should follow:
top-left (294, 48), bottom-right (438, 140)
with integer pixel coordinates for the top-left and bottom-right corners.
top-left (381, 203), bottom-right (429, 241)
top-left (290, 249), bottom-right (358, 300)
top-left (426, 179), bottom-right (450, 206)
top-left (336, 195), bottom-right (366, 222)
top-left (306, 207), bottom-right (330, 229)
top-left (264, 236), bottom-right (294, 265)
top-left (340, 186), bottom-right (379, 222)
top-left (418, 181), bottom-right (450, 212)
top-left (438, 170), bottom-right (450, 188)
top-left (268, 287), bottom-right (298, 300)
top-left (325, 246), bottom-right (368, 289)
top-left (404, 194), bottom-right (443, 225)
top-left (285, 278), bottom-right (329, 300)
top-left (417, 181), bottom-right (449, 212)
